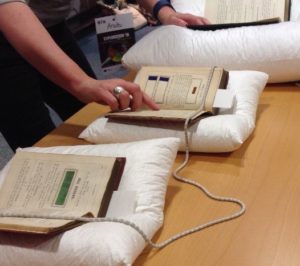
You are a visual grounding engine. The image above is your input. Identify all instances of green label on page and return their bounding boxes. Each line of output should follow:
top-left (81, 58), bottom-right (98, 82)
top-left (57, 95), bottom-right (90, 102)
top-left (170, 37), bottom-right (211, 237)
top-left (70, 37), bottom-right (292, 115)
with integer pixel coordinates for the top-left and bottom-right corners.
top-left (55, 170), bottom-right (76, 206)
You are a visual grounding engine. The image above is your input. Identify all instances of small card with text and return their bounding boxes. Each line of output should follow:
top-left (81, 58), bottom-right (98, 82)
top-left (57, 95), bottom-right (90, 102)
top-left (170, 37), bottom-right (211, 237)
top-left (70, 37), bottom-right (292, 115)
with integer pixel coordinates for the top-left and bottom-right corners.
top-left (95, 13), bottom-right (135, 74)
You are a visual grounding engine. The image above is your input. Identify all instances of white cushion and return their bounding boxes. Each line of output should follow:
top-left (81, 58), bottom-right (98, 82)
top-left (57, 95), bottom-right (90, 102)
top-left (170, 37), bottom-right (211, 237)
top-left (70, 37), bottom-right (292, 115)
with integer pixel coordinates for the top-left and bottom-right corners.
top-left (0, 138), bottom-right (180, 266)
top-left (122, 21), bottom-right (300, 83)
top-left (79, 71), bottom-right (268, 153)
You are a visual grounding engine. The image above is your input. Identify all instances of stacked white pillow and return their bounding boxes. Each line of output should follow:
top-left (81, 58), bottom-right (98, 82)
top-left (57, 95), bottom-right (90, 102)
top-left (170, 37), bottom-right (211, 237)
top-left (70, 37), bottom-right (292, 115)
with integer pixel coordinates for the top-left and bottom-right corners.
top-left (79, 70), bottom-right (268, 153)
top-left (0, 138), bottom-right (180, 266)
top-left (122, 1), bottom-right (300, 83)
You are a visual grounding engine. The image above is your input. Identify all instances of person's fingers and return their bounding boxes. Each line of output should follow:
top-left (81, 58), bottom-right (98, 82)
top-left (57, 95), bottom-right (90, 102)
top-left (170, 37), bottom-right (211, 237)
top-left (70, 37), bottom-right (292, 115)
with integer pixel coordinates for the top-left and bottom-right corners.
top-left (167, 15), bottom-right (187, 26)
top-left (191, 16), bottom-right (210, 25)
top-left (117, 80), bottom-right (159, 111)
top-left (99, 89), bottom-right (120, 111)
top-left (97, 79), bottom-right (159, 112)
top-left (116, 81), bottom-right (143, 111)
top-left (142, 92), bottom-right (160, 110)
top-left (171, 14), bottom-right (210, 26)
top-left (200, 17), bottom-right (211, 24)
top-left (74, 77), bottom-right (158, 112)
top-left (117, 89), bottom-right (131, 110)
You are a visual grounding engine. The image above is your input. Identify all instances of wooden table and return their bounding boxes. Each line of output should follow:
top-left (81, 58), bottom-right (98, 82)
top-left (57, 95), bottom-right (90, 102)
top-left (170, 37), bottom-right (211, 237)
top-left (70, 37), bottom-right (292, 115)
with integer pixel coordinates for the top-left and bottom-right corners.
top-left (35, 82), bottom-right (300, 266)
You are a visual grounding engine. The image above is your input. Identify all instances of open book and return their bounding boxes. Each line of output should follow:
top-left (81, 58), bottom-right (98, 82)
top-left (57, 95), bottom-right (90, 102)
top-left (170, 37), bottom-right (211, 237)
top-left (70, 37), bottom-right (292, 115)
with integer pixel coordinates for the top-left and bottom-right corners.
top-left (0, 151), bottom-right (125, 234)
top-left (106, 66), bottom-right (229, 123)
top-left (189, 0), bottom-right (290, 30)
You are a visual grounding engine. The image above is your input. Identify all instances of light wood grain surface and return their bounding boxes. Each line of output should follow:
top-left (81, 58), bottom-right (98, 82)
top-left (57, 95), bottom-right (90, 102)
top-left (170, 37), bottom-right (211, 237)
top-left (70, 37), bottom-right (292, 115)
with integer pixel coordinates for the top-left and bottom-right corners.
top-left (35, 82), bottom-right (300, 266)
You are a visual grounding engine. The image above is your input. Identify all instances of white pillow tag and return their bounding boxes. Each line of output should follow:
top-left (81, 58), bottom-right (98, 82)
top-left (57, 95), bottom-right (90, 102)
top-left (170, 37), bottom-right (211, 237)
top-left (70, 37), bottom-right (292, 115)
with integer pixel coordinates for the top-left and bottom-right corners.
top-left (105, 190), bottom-right (137, 217)
top-left (213, 89), bottom-right (235, 109)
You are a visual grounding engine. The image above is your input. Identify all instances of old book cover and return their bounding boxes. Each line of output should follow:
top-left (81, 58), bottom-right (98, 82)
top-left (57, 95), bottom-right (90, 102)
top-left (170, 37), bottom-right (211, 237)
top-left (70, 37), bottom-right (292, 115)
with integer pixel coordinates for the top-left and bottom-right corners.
top-left (106, 66), bottom-right (229, 123)
top-left (0, 151), bottom-right (126, 234)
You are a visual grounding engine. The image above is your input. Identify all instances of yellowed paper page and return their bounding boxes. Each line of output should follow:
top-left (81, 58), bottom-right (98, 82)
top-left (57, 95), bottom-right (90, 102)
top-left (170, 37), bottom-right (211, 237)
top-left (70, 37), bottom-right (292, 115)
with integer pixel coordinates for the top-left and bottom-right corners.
top-left (0, 151), bottom-right (117, 230)
top-left (134, 66), bottom-right (216, 110)
top-left (204, 0), bottom-right (288, 24)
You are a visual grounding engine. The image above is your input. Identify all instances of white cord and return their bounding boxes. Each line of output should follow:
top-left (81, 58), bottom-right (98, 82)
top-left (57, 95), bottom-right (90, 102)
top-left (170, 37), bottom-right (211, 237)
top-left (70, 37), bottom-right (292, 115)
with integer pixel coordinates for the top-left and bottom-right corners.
top-left (155, 117), bottom-right (246, 248)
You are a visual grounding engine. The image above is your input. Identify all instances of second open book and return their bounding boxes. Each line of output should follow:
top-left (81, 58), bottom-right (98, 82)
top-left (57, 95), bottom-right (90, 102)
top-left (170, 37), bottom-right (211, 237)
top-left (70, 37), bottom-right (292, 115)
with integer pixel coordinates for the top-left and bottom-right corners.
top-left (0, 151), bottom-right (125, 234)
top-left (204, 0), bottom-right (290, 24)
top-left (106, 66), bottom-right (231, 123)
top-left (188, 0), bottom-right (290, 31)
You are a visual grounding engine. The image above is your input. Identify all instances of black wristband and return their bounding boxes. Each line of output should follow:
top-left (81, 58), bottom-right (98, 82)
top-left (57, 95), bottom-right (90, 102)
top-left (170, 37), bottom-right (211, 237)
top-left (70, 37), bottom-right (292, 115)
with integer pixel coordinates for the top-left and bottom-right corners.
top-left (153, 0), bottom-right (175, 22)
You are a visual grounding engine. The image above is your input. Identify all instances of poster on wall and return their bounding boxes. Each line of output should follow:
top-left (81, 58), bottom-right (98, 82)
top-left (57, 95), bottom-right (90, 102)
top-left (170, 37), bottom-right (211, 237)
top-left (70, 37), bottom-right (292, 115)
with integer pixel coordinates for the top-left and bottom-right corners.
top-left (95, 13), bottom-right (135, 74)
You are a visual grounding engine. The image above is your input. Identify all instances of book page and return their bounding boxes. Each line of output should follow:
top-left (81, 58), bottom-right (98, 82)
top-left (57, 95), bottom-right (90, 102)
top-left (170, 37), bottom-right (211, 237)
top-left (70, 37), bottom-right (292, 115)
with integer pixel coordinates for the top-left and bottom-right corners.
top-left (0, 151), bottom-right (118, 230)
top-left (204, 0), bottom-right (289, 24)
top-left (135, 66), bottom-right (216, 110)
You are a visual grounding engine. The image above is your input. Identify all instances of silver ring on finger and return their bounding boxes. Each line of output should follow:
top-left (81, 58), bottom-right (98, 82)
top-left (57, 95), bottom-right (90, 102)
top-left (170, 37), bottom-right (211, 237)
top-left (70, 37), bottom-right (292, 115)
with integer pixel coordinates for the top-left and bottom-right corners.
top-left (112, 86), bottom-right (125, 99)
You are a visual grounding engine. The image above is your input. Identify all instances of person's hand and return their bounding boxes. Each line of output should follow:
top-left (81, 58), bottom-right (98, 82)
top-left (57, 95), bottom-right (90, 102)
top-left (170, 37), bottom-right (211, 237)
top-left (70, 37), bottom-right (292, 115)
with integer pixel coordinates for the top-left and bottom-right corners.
top-left (69, 77), bottom-right (160, 112)
top-left (157, 6), bottom-right (210, 27)
top-left (162, 13), bottom-right (210, 27)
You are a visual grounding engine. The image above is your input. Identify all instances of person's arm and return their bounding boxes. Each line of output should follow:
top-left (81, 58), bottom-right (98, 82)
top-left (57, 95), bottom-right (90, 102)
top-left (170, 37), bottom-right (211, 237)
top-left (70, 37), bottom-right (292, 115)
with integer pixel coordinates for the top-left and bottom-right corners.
top-left (0, 2), bottom-right (159, 111)
top-left (138, 0), bottom-right (209, 26)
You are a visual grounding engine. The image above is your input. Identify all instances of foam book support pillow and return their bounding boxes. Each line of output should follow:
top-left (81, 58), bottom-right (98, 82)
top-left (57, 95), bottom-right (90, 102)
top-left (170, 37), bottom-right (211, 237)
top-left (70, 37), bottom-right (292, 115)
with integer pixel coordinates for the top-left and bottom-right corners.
top-left (122, 0), bottom-right (300, 83)
top-left (80, 71), bottom-right (268, 153)
top-left (0, 138), bottom-right (180, 266)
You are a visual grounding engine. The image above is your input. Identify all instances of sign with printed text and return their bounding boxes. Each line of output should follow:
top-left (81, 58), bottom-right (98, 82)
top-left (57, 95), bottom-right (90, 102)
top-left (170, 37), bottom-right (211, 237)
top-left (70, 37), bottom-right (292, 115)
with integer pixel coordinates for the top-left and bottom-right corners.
top-left (95, 13), bottom-right (135, 74)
